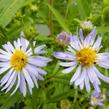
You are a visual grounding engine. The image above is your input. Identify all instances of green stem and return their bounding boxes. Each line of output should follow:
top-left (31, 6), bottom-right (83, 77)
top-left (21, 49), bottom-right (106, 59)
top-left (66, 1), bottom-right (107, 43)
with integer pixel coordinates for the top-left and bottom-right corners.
top-left (65, 0), bottom-right (71, 19)
top-left (48, 0), bottom-right (53, 35)
top-left (73, 88), bottom-right (78, 104)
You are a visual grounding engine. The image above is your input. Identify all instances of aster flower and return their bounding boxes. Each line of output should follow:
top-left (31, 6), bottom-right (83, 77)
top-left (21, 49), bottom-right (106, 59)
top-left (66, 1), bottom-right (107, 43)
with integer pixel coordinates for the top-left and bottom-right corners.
top-left (90, 91), bottom-right (104, 107)
top-left (53, 28), bottom-right (109, 92)
top-left (0, 32), bottom-right (52, 96)
top-left (56, 31), bottom-right (71, 46)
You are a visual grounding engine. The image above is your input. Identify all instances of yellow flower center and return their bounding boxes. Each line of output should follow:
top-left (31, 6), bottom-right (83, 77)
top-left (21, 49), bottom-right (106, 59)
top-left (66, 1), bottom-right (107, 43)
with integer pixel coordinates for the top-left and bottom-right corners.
top-left (76, 47), bottom-right (96, 67)
top-left (91, 97), bottom-right (98, 103)
top-left (10, 50), bottom-right (28, 72)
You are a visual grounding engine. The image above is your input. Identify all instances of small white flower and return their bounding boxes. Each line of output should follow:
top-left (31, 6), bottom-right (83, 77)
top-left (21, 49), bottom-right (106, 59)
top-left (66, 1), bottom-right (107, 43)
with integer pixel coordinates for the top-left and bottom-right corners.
top-left (81, 20), bottom-right (93, 30)
top-left (0, 32), bottom-right (52, 96)
top-left (54, 28), bottom-right (109, 92)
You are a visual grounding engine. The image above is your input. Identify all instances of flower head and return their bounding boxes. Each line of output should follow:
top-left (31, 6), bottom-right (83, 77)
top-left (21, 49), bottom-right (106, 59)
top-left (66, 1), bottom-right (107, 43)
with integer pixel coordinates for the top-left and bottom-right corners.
top-left (30, 4), bottom-right (38, 12)
top-left (53, 28), bottom-right (109, 92)
top-left (90, 91), bottom-right (104, 107)
top-left (56, 32), bottom-right (71, 46)
top-left (80, 20), bottom-right (93, 36)
top-left (81, 21), bottom-right (93, 30)
top-left (0, 32), bottom-right (52, 96)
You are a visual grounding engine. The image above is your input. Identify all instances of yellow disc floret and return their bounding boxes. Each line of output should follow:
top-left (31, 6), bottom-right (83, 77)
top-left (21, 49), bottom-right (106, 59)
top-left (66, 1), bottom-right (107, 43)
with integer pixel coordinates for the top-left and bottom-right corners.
top-left (10, 50), bottom-right (28, 72)
top-left (76, 47), bottom-right (96, 67)
top-left (91, 97), bottom-right (99, 103)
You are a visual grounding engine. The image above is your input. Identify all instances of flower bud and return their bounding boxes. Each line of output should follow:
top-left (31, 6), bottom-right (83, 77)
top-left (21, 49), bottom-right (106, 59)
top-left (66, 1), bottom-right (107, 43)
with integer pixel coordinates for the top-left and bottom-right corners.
top-left (60, 99), bottom-right (71, 109)
top-left (56, 32), bottom-right (71, 46)
top-left (80, 20), bottom-right (93, 36)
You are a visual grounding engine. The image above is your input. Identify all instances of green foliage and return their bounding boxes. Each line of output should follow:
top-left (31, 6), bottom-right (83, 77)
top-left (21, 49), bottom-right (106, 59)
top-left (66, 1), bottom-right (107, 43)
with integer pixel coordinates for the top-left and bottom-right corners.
top-left (76, 0), bottom-right (90, 19)
top-left (0, 0), bottom-right (109, 109)
top-left (47, 4), bottom-right (70, 33)
top-left (0, 92), bottom-right (22, 109)
top-left (0, 0), bottom-right (33, 28)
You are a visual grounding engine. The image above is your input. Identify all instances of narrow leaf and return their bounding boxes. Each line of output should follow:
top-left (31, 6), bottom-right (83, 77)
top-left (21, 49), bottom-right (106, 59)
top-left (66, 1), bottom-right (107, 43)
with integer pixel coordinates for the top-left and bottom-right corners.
top-left (47, 4), bottom-right (70, 32)
top-left (0, 0), bottom-right (33, 27)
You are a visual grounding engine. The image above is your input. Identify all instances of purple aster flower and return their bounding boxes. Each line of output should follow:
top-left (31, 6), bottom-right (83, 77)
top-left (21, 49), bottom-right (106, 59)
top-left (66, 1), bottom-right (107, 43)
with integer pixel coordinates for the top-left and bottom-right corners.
top-left (53, 28), bottom-right (109, 92)
top-left (90, 91), bottom-right (104, 107)
top-left (56, 31), bottom-right (71, 45)
top-left (0, 32), bottom-right (52, 96)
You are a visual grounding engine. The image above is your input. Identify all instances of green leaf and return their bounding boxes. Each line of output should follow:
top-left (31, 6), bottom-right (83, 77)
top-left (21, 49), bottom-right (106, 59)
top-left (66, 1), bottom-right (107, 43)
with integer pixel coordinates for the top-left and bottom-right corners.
top-left (47, 90), bottom-right (74, 103)
top-left (0, 92), bottom-right (22, 109)
top-left (97, 26), bottom-right (109, 33)
top-left (76, 0), bottom-right (90, 19)
top-left (0, 0), bottom-right (33, 28)
top-left (43, 103), bottom-right (57, 109)
top-left (47, 4), bottom-right (70, 32)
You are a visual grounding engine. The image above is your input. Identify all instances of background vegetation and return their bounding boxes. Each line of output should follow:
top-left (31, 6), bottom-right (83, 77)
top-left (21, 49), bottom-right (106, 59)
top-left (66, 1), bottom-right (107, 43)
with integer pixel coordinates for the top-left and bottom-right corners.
top-left (0, 0), bottom-right (109, 109)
